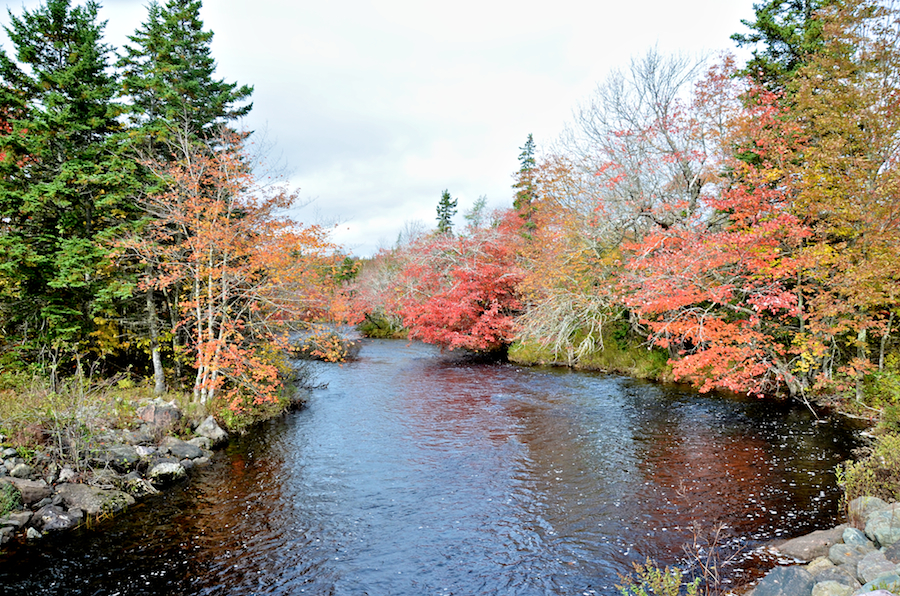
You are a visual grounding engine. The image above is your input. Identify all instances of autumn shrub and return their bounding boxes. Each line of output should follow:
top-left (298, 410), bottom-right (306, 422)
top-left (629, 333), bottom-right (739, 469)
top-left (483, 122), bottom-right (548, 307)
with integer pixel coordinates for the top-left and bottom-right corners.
top-left (837, 433), bottom-right (900, 507)
top-left (212, 387), bottom-right (292, 434)
top-left (209, 341), bottom-right (316, 433)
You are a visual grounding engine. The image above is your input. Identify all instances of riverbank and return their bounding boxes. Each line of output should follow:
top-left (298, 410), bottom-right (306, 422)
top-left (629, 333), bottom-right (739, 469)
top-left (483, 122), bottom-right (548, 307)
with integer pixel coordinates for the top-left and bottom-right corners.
top-left (744, 496), bottom-right (900, 596)
top-left (0, 398), bottom-right (232, 545)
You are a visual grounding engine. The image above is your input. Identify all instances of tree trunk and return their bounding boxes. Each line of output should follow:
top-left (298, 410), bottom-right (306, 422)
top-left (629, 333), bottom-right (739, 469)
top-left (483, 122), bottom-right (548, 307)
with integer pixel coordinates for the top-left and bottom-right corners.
top-left (145, 277), bottom-right (166, 396)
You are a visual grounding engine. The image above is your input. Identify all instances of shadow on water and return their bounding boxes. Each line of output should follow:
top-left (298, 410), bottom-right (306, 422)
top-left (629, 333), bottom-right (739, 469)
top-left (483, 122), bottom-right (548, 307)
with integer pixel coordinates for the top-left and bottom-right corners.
top-left (0, 339), bottom-right (861, 595)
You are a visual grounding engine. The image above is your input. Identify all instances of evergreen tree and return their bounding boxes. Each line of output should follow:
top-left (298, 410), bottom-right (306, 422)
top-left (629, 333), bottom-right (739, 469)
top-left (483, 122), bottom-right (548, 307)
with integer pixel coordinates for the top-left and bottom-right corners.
top-left (118, 0), bottom-right (253, 148)
top-left (436, 189), bottom-right (457, 235)
top-left (512, 133), bottom-right (537, 236)
top-left (0, 0), bottom-right (135, 360)
top-left (732, 0), bottom-right (832, 90)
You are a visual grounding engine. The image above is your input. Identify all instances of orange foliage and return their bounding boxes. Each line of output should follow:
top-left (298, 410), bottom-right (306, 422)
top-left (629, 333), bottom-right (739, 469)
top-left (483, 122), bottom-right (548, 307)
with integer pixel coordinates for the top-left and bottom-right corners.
top-left (122, 129), bottom-right (337, 407)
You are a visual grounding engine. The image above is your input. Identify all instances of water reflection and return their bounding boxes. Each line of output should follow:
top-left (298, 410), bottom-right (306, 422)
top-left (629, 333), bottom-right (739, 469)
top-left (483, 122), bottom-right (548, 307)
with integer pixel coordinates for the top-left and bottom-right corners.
top-left (0, 340), bottom-right (860, 595)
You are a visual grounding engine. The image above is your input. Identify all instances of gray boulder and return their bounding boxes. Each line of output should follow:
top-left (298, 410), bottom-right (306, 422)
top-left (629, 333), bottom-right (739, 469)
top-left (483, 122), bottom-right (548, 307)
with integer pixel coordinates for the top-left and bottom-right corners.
top-left (780, 526), bottom-right (848, 561)
top-left (812, 581), bottom-right (854, 596)
top-left (32, 505), bottom-right (83, 532)
top-left (866, 504), bottom-right (900, 546)
top-left (845, 527), bottom-right (875, 550)
top-left (160, 436), bottom-right (203, 460)
top-left (815, 566), bottom-right (862, 589)
top-left (119, 429), bottom-right (153, 445)
top-left (55, 483), bottom-right (135, 517)
top-left (9, 463), bottom-right (33, 479)
top-left (752, 566), bottom-right (815, 596)
top-left (195, 416), bottom-right (228, 447)
top-left (148, 462), bottom-right (186, 486)
top-left (858, 551), bottom-right (898, 585)
top-left (831, 543), bottom-right (871, 567)
top-left (121, 472), bottom-right (159, 498)
top-left (93, 444), bottom-right (141, 472)
top-left (1, 510), bottom-right (32, 529)
top-left (188, 436), bottom-right (211, 451)
top-left (849, 497), bottom-right (889, 526)
top-left (1, 477), bottom-right (51, 506)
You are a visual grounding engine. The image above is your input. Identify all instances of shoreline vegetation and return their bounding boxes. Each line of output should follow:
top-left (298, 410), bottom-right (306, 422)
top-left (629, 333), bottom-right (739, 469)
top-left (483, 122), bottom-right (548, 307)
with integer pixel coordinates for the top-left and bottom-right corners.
top-left (1, 0), bottom-right (900, 593)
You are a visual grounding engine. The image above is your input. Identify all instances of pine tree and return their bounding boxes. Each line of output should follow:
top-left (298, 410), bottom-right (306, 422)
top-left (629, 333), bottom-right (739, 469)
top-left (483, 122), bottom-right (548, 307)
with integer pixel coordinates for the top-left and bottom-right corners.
top-left (0, 0), bottom-right (135, 360)
top-left (118, 0), bottom-right (253, 148)
top-left (512, 133), bottom-right (537, 236)
top-left (436, 189), bottom-right (457, 235)
top-left (731, 0), bottom-right (832, 90)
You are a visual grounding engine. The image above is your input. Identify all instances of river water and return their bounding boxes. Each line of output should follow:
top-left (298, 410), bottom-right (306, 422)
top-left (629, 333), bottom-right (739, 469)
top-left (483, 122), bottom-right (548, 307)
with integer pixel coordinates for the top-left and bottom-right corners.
top-left (0, 340), bottom-right (861, 595)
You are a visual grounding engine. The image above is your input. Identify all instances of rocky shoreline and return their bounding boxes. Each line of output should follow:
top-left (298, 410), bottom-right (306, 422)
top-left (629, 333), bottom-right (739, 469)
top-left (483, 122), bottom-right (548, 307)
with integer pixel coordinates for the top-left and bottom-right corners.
top-left (750, 497), bottom-right (900, 596)
top-left (0, 399), bottom-right (229, 544)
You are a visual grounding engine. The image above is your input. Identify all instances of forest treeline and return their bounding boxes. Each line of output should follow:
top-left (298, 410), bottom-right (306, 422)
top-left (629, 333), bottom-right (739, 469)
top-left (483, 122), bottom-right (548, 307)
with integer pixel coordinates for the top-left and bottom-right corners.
top-left (0, 0), bottom-right (342, 426)
top-left (2, 0), bottom-right (899, 425)
top-left (342, 0), bottom-right (900, 410)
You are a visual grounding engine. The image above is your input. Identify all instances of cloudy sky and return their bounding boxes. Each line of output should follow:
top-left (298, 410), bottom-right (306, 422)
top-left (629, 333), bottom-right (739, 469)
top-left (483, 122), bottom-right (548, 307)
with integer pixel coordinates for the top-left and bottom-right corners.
top-left (3, 0), bottom-right (757, 256)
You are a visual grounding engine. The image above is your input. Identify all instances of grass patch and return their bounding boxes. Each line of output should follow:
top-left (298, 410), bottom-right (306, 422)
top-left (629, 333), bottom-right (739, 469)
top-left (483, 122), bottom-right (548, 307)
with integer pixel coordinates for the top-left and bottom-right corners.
top-left (508, 337), bottom-right (671, 381)
top-left (0, 372), bottom-right (150, 469)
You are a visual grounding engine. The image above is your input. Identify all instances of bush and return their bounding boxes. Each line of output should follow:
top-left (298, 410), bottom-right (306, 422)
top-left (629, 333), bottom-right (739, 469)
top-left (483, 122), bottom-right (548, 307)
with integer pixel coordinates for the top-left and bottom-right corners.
top-left (837, 432), bottom-right (900, 506)
top-left (357, 311), bottom-right (407, 339)
top-left (0, 482), bottom-right (21, 516)
top-left (618, 559), bottom-right (700, 596)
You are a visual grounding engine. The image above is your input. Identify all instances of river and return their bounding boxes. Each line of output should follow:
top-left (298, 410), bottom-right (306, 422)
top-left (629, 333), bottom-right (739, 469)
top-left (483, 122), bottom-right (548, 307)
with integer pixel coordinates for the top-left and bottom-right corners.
top-left (0, 339), bottom-right (861, 595)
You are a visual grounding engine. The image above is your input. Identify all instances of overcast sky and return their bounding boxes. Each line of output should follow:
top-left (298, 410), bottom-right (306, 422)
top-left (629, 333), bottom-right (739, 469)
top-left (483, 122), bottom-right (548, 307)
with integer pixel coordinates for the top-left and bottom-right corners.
top-left (3, 0), bottom-right (757, 256)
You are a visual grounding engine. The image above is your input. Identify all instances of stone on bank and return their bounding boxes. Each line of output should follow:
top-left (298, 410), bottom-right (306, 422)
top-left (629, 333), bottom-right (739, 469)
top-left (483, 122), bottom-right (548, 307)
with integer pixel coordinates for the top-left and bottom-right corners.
top-left (750, 497), bottom-right (900, 596)
top-left (0, 400), bottom-right (230, 545)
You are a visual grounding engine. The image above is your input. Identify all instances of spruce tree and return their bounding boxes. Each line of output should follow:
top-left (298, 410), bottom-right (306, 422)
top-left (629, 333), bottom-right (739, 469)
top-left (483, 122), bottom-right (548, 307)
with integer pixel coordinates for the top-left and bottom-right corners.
top-left (436, 189), bottom-right (457, 235)
top-left (117, 0), bottom-right (254, 392)
top-left (732, 0), bottom-right (832, 90)
top-left (118, 0), bottom-right (253, 148)
top-left (0, 0), bottom-right (134, 360)
top-left (512, 133), bottom-right (537, 236)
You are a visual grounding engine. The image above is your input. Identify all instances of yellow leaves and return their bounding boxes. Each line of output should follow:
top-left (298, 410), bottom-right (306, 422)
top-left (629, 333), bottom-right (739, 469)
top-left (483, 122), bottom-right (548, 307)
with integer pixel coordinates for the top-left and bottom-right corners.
top-left (88, 317), bottom-right (128, 356)
top-left (791, 334), bottom-right (828, 375)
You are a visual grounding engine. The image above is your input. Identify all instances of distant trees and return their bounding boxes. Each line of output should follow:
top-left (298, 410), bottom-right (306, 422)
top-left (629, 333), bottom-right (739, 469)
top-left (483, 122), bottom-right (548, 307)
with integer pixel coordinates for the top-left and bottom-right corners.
top-left (348, 0), bottom-right (900, 408)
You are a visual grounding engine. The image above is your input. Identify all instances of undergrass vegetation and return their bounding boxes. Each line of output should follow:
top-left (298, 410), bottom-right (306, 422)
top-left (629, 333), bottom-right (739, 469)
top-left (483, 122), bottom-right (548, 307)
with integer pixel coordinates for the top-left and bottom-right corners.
top-left (0, 370), bottom-right (149, 470)
top-left (508, 333), bottom-right (671, 381)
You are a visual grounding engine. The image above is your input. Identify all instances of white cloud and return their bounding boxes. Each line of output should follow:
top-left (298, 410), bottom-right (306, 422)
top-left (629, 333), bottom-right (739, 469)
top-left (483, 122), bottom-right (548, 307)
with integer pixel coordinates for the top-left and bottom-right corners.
top-left (2, 0), bottom-right (758, 256)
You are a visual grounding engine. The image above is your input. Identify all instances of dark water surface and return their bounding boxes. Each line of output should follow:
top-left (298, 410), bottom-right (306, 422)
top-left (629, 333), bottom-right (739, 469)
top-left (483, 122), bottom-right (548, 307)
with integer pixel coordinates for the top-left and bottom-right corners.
top-left (0, 340), bottom-right (861, 595)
